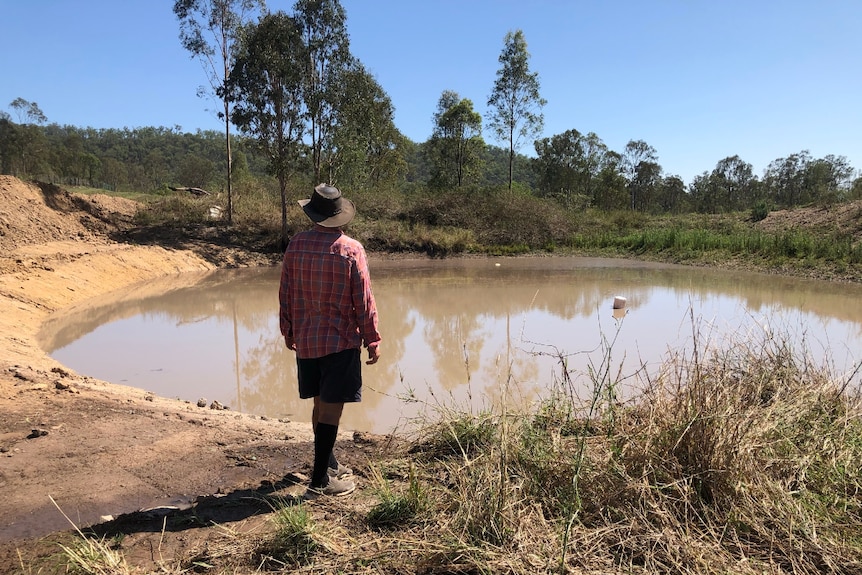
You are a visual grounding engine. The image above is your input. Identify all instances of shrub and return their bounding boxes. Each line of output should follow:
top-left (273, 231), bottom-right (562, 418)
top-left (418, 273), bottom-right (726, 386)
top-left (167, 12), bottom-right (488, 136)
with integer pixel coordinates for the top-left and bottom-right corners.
top-left (751, 201), bottom-right (770, 222)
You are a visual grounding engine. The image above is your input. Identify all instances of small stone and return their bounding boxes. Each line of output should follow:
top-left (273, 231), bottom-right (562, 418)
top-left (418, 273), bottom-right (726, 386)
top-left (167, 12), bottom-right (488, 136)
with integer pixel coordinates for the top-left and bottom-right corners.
top-left (27, 429), bottom-right (48, 439)
top-left (353, 431), bottom-right (375, 444)
top-left (54, 380), bottom-right (70, 390)
top-left (197, 398), bottom-right (207, 408)
top-left (12, 369), bottom-right (34, 382)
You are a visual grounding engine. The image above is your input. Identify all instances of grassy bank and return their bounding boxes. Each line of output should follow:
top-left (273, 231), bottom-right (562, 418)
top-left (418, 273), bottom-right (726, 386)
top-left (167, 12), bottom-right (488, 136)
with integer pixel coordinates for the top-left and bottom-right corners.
top-left (70, 182), bottom-right (862, 282)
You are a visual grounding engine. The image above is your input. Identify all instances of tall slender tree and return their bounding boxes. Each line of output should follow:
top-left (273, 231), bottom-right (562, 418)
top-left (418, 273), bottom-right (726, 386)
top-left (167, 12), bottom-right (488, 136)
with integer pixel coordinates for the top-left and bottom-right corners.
top-left (174, 0), bottom-right (265, 223)
top-left (292, 0), bottom-right (350, 184)
top-left (226, 12), bottom-right (306, 247)
top-left (487, 30), bottom-right (545, 190)
top-left (9, 98), bottom-right (46, 125)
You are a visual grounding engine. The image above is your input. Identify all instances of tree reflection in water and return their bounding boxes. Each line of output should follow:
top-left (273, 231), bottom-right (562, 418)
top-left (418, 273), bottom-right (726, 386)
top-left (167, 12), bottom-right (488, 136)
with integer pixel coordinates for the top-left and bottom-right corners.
top-left (42, 258), bottom-right (862, 434)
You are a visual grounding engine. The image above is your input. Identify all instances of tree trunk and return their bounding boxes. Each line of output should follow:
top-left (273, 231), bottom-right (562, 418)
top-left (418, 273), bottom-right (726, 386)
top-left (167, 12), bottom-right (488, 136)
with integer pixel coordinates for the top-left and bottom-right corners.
top-left (279, 171), bottom-right (289, 252)
top-left (224, 94), bottom-right (233, 225)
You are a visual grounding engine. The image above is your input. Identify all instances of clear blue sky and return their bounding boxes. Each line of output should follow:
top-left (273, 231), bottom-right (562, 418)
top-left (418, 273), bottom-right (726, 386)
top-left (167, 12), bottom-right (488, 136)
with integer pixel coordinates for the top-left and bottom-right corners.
top-left (1, 1), bottom-right (859, 184)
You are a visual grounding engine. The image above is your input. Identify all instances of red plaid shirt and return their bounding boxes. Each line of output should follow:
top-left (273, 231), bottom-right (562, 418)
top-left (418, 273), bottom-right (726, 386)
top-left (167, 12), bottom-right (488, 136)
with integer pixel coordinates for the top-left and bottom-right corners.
top-left (279, 226), bottom-right (381, 359)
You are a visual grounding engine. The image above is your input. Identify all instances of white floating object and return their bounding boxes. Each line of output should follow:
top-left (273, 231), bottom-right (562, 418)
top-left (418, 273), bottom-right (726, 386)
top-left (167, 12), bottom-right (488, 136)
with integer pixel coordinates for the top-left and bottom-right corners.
top-left (495, 262), bottom-right (501, 267)
top-left (613, 296), bottom-right (627, 309)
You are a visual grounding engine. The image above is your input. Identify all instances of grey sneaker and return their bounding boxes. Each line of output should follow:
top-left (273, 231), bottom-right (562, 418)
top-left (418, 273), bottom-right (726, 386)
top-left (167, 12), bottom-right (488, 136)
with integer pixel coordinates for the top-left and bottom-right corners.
top-left (306, 476), bottom-right (356, 498)
top-left (328, 463), bottom-right (353, 478)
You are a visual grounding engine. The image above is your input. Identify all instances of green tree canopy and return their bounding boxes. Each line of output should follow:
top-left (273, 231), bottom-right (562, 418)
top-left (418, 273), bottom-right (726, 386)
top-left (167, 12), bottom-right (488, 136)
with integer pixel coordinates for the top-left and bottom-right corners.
top-left (293, 0), bottom-right (351, 184)
top-left (427, 90), bottom-right (484, 190)
top-left (328, 60), bottom-right (405, 189)
top-left (533, 129), bottom-right (619, 209)
top-left (227, 11), bottom-right (306, 245)
top-left (622, 139), bottom-right (660, 211)
top-left (487, 30), bottom-right (545, 190)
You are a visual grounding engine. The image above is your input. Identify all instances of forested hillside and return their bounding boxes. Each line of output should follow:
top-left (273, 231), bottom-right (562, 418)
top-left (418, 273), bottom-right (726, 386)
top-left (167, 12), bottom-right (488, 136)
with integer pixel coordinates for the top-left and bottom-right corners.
top-left (1, 116), bottom-right (858, 218)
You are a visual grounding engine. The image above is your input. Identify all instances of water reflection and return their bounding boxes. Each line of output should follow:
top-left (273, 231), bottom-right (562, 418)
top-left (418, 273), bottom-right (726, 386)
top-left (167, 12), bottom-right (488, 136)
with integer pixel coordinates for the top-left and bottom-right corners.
top-left (40, 257), bottom-right (862, 434)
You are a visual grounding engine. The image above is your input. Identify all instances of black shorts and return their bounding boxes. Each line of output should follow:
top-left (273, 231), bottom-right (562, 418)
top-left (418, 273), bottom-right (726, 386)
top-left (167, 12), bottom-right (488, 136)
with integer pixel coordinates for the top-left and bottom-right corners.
top-left (296, 348), bottom-right (362, 403)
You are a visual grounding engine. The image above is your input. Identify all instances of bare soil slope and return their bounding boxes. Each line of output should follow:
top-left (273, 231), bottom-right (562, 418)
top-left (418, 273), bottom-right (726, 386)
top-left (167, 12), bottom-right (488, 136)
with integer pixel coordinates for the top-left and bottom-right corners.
top-left (756, 199), bottom-right (862, 240)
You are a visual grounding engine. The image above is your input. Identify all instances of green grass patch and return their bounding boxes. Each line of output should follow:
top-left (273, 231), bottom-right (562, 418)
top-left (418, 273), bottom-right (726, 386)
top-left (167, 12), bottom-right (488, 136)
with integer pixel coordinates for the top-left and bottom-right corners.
top-left (258, 501), bottom-right (321, 568)
top-left (367, 463), bottom-right (429, 529)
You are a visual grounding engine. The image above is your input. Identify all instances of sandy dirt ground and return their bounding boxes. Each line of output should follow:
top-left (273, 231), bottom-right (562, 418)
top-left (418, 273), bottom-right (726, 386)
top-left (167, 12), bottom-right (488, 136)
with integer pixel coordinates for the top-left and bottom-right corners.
top-left (0, 177), bottom-right (394, 572)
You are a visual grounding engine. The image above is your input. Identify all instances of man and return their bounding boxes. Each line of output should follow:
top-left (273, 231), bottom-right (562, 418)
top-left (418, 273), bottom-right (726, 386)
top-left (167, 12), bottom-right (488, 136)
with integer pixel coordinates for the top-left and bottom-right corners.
top-left (279, 183), bottom-right (381, 497)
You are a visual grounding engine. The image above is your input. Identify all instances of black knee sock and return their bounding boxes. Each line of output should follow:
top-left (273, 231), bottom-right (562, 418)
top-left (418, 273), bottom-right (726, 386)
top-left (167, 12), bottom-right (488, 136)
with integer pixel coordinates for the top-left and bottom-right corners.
top-left (312, 422), bottom-right (338, 487)
top-left (314, 422), bottom-right (339, 469)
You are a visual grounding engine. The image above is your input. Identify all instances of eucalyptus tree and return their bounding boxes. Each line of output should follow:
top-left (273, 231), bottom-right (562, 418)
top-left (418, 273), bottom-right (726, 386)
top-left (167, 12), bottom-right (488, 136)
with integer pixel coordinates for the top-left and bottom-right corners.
top-left (804, 154), bottom-right (855, 205)
top-left (688, 172), bottom-right (713, 213)
top-left (487, 29), bottom-right (546, 190)
top-left (621, 139), bottom-right (660, 211)
top-left (225, 11), bottom-right (306, 246)
top-left (592, 151), bottom-right (628, 211)
top-left (174, 0), bottom-right (265, 223)
top-left (763, 151), bottom-right (812, 208)
top-left (292, 0), bottom-right (351, 184)
top-left (9, 98), bottom-right (47, 125)
top-left (7, 98), bottom-right (47, 176)
top-left (654, 174), bottom-right (688, 214)
top-left (533, 129), bottom-right (586, 201)
top-left (533, 129), bottom-right (614, 207)
top-left (328, 60), bottom-right (404, 189)
top-left (710, 155), bottom-right (756, 212)
top-left (0, 113), bottom-right (17, 175)
top-left (427, 90), bottom-right (484, 189)
top-left (760, 151), bottom-right (854, 207)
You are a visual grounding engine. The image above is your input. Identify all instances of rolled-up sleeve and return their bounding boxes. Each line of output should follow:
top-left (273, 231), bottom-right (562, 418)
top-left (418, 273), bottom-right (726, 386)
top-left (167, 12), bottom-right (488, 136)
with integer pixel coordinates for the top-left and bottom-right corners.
top-left (278, 254), bottom-right (293, 341)
top-left (351, 247), bottom-right (381, 348)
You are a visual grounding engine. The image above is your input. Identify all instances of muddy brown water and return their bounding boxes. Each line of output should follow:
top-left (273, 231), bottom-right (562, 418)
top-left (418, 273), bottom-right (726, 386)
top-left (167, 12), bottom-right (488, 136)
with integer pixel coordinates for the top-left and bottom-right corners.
top-left (41, 257), bottom-right (862, 434)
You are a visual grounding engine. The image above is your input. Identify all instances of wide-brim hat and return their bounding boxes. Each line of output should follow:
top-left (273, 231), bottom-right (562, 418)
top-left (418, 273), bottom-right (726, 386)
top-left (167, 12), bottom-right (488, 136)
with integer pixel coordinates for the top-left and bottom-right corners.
top-left (298, 183), bottom-right (355, 227)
